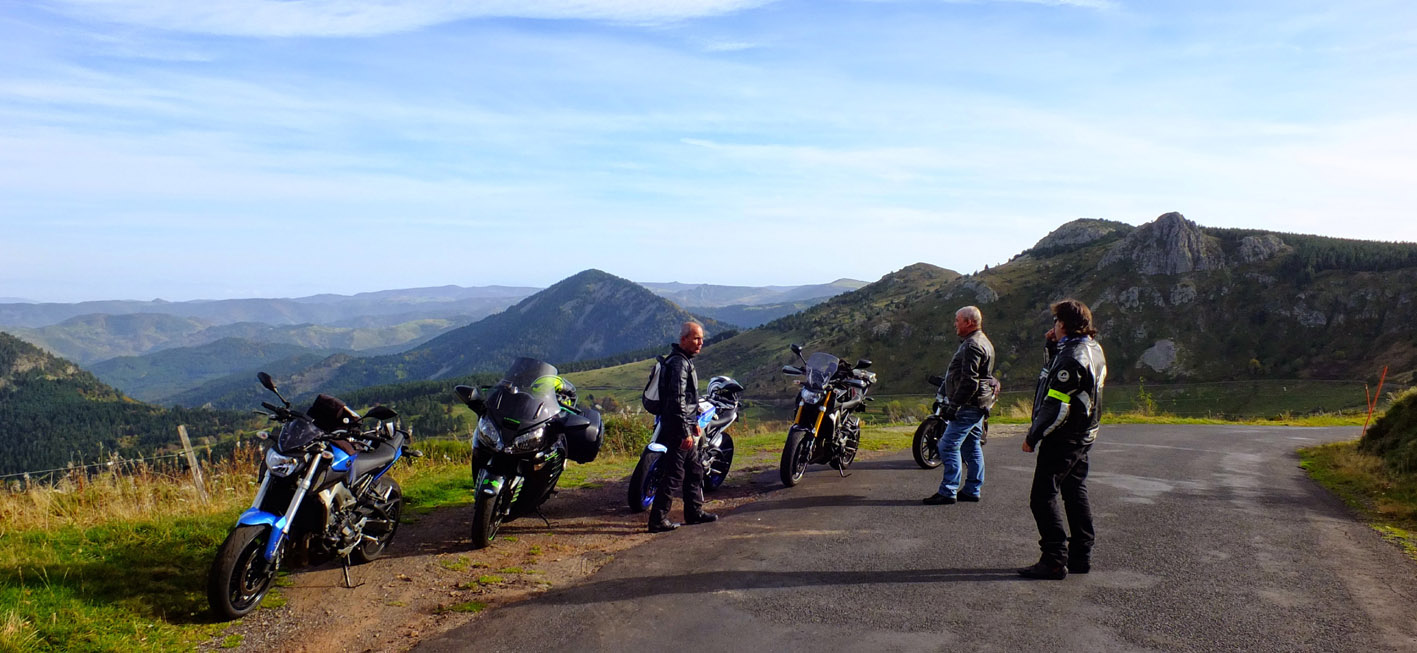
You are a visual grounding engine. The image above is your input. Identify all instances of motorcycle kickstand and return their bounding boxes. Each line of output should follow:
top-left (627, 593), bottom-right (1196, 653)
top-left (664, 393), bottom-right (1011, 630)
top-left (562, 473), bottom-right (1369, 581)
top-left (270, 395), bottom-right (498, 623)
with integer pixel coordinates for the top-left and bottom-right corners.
top-left (342, 558), bottom-right (363, 589)
top-left (534, 508), bottom-right (551, 528)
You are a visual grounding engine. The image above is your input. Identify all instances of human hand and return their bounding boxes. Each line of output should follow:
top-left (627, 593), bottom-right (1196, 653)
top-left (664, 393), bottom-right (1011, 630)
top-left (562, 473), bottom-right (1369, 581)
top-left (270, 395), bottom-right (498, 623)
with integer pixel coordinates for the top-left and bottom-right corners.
top-left (1044, 328), bottom-right (1058, 343)
top-left (1022, 441), bottom-right (1034, 453)
top-left (680, 435), bottom-right (695, 451)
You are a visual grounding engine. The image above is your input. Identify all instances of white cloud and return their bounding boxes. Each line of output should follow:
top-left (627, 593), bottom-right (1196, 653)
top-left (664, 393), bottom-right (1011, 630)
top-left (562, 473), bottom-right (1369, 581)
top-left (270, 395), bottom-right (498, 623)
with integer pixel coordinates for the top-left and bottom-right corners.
top-left (43, 0), bottom-right (781, 37)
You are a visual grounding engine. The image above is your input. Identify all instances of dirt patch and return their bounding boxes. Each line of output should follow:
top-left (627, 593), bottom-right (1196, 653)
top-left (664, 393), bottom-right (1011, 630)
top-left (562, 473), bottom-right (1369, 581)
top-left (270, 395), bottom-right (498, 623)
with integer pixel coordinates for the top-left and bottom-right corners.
top-left (202, 467), bottom-right (774, 652)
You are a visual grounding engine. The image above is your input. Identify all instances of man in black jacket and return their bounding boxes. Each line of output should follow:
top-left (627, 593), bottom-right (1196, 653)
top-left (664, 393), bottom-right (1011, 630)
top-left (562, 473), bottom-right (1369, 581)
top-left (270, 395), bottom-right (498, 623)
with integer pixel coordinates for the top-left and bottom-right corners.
top-left (1019, 299), bottom-right (1107, 580)
top-left (648, 322), bottom-right (717, 533)
top-left (923, 306), bottom-right (996, 505)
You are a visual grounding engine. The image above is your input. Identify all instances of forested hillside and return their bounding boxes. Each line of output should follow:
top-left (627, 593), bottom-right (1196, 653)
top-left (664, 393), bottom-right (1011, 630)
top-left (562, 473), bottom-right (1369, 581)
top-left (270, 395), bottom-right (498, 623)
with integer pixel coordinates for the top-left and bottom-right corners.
top-left (0, 333), bottom-right (257, 477)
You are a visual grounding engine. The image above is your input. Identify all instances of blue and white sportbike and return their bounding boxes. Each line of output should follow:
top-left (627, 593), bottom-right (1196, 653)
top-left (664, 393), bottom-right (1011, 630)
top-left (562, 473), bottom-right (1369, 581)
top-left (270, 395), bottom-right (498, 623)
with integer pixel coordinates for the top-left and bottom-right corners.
top-left (627, 376), bottom-right (743, 513)
top-left (207, 372), bottom-right (419, 620)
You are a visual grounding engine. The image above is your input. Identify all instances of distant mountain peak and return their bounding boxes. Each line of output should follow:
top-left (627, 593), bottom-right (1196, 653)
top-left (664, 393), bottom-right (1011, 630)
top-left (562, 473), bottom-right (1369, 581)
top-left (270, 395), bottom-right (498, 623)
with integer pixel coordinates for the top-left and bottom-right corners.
top-left (1099, 212), bottom-right (1226, 275)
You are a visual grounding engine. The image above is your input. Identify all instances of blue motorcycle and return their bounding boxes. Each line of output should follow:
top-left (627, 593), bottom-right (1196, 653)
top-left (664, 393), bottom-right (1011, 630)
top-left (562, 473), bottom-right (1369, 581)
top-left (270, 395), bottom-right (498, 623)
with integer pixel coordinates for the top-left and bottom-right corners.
top-left (627, 376), bottom-right (743, 513)
top-left (206, 372), bottom-right (419, 620)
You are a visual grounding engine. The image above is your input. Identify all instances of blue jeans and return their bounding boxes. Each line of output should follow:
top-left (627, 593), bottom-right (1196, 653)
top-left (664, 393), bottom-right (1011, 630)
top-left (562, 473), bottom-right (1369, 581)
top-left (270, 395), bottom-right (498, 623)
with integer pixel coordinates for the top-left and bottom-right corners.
top-left (937, 406), bottom-right (985, 498)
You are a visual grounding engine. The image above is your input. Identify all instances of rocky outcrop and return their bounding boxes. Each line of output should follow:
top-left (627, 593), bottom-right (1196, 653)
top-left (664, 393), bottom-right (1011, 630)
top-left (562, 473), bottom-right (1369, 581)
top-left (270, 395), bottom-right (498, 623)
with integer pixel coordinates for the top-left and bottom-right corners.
top-left (1099, 212), bottom-right (1226, 275)
top-left (1138, 339), bottom-right (1179, 374)
top-left (1237, 235), bottom-right (1289, 264)
top-left (1030, 219), bottom-right (1133, 254)
top-left (954, 277), bottom-right (999, 304)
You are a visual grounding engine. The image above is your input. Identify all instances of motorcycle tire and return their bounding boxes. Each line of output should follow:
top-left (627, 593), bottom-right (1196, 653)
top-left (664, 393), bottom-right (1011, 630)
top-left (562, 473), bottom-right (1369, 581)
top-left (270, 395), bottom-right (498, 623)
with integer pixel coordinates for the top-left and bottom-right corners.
top-left (779, 428), bottom-right (812, 487)
top-left (705, 433), bottom-right (734, 492)
top-left (352, 477), bottom-right (402, 564)
top-left (207, 524), bottom-right (279, 620)
top-left (912, 417), bottom-right (944, 469)
top-left (627, 450), bottom-right (663, 513)
top-left (471, 486), bottom-right (511, 550)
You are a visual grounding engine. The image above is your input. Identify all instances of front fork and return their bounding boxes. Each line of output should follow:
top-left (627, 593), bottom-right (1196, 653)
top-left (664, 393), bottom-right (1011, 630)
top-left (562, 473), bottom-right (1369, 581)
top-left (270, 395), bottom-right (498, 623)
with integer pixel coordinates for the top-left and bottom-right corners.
top-left (238, 448), bottom-right (327, 562)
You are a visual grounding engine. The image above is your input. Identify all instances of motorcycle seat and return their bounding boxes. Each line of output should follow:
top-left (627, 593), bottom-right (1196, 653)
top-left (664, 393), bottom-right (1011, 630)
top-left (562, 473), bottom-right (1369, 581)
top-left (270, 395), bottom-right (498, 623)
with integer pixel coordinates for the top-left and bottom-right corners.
top-left (347, 433), bottom-right (405, 481)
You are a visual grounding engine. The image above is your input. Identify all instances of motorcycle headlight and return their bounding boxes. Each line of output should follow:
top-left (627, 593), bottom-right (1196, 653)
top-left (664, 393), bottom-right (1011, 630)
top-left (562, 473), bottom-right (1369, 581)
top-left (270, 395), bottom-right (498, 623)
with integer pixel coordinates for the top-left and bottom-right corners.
top-left (475, 416), bottom-right (502, 450)
top-left (264, 448), bottom-right (302, 478)
top-left (508, 425), bottom-right (548, 455)
top-left (800, 388), bottom-right (824, 404)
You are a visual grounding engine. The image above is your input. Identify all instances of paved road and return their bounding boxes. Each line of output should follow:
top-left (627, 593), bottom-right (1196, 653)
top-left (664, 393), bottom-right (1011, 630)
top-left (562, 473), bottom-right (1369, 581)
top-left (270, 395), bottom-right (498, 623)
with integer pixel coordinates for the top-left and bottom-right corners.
top-left (416, 425), bottom-right (1417, 652)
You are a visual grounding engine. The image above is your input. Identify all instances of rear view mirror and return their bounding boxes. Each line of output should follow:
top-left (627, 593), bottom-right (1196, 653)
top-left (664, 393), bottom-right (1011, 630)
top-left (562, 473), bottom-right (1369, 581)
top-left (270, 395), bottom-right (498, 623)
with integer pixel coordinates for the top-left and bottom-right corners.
top-left (855, 359), bottom-right (872, 370)
top-left (782, 366), bottom-right (804, 376)
top-left (454, 385), bottom-right (486, 414)
top-left (257, 372), bottom-right (276, 391)
top-left (790, 344), bottom-right (803, 356)
top-left (927, 375), bottom-right (945, 388)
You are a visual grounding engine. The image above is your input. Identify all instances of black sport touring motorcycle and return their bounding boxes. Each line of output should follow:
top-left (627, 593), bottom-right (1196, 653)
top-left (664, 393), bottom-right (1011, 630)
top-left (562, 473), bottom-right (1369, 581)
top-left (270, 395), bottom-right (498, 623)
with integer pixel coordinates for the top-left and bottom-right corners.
top-left (207, 372), bottom-right (418, 620)
top-left (455, 358), bottom-right (603, 549)
top-left (779, 344), bottom-right (875, 487)
top-left (627, 375), bottom-right (744, 513)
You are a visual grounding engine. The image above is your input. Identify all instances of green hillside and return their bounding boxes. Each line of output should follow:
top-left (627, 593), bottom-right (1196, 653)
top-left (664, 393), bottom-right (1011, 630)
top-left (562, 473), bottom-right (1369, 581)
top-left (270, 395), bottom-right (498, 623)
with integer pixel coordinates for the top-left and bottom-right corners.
top-left (0, 333), bottom-right (257, 477)
top-left (300, 269), bottom-right (726, 397)
top-left (89, 338), bottom-right (343, 402)
top-left (687, 213), bottom-right (1415, 416)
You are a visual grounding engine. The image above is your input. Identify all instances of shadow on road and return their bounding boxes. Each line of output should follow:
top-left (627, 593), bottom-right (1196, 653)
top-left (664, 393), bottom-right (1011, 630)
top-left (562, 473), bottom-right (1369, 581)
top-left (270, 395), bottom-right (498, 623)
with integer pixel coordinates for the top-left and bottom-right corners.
top-left (732, 493), bottom-right (926, 513)
top-left (530, 567), bottom-right (1022, 606)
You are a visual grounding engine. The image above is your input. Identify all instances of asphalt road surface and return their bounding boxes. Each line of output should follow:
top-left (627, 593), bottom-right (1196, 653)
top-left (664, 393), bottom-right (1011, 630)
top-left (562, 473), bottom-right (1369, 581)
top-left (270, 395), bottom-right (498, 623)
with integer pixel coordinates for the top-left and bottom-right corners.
top-left (416, 425), bottom-right (1417, 652)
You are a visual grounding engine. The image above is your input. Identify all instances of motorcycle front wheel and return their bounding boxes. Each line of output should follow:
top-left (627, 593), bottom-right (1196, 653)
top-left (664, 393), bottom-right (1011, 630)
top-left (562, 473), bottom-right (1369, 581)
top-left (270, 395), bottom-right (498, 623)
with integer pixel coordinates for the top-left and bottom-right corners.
top-left (912, 417), bottom-right (944, 469)
top-left (352, 476), bottom-right (402, 564)
top-left (705, 433), bottom-right (734, 492)
top-left (207, 525), bottom-right (279, 620)
top-left (779, 428), bottom-right (812, 487)
top-left (627, 450), bottom-right (663, 513)
top-left (471, 485), bottom-right (512, 549)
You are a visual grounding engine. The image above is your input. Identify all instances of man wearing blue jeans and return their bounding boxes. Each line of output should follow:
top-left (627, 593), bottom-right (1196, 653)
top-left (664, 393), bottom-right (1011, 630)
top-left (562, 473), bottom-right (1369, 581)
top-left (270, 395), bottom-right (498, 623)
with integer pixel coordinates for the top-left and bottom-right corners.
top-left (924, 306), bottom-right (997, 505)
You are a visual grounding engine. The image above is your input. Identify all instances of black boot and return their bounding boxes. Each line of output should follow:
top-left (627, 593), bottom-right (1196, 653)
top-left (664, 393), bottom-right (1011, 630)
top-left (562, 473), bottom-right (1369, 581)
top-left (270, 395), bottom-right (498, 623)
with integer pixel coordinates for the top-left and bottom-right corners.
top-left (648, 520), bottom-right (680, 533)
top-left (685, 511), bottom-right (718, 525)
top-left (1017, 561), bottom-right (1067, 580)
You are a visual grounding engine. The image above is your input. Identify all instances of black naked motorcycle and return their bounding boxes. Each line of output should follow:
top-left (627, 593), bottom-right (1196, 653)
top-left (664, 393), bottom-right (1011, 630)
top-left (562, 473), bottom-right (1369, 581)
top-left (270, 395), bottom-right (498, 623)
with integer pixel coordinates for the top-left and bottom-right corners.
top-left (779, 344), bottom-right (876, 487)
top-left (207, 372), bottom-right (419, 620)
top-left (912, 374), bottom-right (949, 469)
top-left (627, 376), bottom-right (744, 513)
top-left (455, 357), bottom-right (602, 549)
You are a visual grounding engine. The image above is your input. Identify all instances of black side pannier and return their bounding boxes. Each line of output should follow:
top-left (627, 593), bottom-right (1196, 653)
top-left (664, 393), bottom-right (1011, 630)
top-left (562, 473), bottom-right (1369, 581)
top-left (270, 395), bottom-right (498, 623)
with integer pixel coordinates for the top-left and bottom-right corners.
top-left (563, 408), bottom-right (603, 464)
top-left (307, 394), bottom-right (359, 433)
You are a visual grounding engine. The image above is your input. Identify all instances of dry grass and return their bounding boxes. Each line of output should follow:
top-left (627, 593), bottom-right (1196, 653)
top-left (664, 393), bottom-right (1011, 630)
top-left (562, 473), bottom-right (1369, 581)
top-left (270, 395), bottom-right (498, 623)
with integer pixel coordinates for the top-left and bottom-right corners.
top-left (0, 443), bottom-right (262, 535)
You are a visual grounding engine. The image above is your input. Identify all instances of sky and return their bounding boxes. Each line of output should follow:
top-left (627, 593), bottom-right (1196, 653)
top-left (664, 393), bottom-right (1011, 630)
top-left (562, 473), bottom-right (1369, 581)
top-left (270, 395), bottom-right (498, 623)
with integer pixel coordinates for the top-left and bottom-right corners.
top-left (2, 0), bottom-right (1416, 302)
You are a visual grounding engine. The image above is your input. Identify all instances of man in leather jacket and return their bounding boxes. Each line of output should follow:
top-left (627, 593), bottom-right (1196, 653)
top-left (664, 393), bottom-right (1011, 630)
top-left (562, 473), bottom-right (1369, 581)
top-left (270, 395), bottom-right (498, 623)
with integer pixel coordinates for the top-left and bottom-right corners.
top-left (1019, 299), bottom-right (1107, 580)
top-left (923, 306), bottom-right (997, 505)
top-left (648, 322), bottom-right (717, 532)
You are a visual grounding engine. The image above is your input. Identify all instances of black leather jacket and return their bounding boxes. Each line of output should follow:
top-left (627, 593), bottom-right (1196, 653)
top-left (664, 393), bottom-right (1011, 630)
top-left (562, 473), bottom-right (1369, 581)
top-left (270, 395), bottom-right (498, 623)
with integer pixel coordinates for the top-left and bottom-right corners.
top-left (657, 343), bottom-right (700, 439)
top-left (943, 330), bottom-right (997, 410)
top-left (1025, 336), bottom-right (1107, 447)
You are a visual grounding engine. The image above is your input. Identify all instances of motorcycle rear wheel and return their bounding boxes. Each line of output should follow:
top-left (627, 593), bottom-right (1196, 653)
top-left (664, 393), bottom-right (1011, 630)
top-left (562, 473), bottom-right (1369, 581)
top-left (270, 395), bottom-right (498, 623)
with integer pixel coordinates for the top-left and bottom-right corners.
top-left (705, 433), bottom-right (734, 492)
top-left (779, 428), bottom-right (811, 487)
top-left (207, 525), bottom-right (279, 620)
top-left (352, 477), bottom-right (402, 564)
top-left (627, 450), bottom-right (663, 513)
top-left (912, 417), bottom-right (944, 469)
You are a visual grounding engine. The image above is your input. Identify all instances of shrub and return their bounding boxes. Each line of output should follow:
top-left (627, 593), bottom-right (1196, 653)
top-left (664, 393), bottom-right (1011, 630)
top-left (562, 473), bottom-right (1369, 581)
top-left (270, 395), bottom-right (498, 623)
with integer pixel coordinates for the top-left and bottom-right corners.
top-left (1360, 386), bottom-right (1417, 474)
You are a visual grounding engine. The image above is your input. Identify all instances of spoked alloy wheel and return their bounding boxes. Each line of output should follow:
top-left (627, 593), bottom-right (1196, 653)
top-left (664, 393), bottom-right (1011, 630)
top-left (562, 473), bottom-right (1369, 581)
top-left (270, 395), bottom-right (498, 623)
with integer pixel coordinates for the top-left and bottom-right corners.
top-left (779, 428), bottom-right (812, 487)
top-left (471, 484), bottom-right (513, 549)
top-left (627, 451), bottom-right (664, 513)
top-left (912, 417), bottom-right (944, 469)
top-left (207, 525), bottom-right (279, 620)
top-left (352, 477), bottom-right (402, 564)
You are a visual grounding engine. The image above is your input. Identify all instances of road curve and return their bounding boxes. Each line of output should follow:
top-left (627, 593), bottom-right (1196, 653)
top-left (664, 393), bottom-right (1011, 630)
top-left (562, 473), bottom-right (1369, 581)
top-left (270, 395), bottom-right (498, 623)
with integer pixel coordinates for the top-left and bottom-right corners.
top-left (415, 425), bottom-right (1417, 652)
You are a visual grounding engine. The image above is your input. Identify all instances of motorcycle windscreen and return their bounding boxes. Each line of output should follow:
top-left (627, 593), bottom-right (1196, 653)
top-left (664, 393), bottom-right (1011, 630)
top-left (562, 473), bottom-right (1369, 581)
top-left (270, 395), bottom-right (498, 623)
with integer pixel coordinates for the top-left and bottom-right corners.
top-left (804, 352), bottom-right (840, 389)
top-left (500, 357), bottom-right (559, 388)
top-left (277, 418), bottom-right (326, 452)
top-left (486, 370), bottom-right (562, 433)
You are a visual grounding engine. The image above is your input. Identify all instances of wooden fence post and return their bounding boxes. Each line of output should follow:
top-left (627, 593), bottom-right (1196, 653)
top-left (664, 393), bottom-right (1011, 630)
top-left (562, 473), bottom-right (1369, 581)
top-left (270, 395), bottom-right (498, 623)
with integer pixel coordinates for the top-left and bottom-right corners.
top-left (177, 425), bottom-right (209, 504)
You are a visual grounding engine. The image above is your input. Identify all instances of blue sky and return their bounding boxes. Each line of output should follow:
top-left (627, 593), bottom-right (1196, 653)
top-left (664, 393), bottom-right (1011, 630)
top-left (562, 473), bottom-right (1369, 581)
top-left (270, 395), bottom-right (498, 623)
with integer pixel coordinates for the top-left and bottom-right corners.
top-left (3, 0), bottom-right (1415, 302)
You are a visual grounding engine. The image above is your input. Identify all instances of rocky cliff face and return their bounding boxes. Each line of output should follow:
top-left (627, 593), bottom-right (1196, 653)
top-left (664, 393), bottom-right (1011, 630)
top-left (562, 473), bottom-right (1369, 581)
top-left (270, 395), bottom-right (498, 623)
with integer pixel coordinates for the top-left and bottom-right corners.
top-left (1099, 212), bottom-right (1227, 275)
top-left (1029, 218), bottom-right (1133, 254)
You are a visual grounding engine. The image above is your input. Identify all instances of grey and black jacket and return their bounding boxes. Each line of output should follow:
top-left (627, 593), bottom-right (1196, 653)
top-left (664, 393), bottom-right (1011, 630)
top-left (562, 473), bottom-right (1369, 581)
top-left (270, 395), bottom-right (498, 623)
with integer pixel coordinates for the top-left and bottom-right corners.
top-left (943, 330), bottom-right (997, 411)
top-left (1025, 336), bottom-right (1107, 448)
top-left (657, 343), bottom-right (700, 439)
